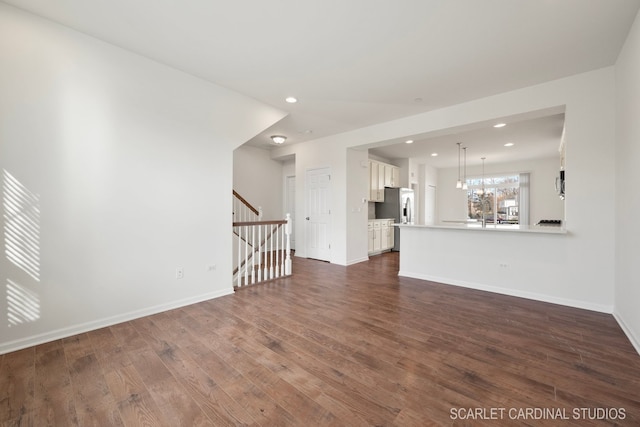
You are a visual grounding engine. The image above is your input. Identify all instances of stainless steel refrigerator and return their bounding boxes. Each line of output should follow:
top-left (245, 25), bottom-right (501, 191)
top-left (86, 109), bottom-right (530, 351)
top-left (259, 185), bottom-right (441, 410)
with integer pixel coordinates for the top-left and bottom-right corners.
top-left (375, 187), bottom-right (414, 251)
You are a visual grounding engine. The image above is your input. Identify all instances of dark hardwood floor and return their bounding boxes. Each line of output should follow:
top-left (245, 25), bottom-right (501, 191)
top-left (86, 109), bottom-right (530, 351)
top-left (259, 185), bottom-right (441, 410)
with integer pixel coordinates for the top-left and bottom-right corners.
top-left (2, 252), bottom-right (640, 426)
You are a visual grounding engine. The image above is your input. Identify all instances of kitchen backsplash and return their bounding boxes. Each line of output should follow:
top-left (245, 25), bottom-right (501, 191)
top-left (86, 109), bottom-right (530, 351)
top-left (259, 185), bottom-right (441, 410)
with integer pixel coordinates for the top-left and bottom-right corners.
top-left (368, 202), bottom-right (376, 219)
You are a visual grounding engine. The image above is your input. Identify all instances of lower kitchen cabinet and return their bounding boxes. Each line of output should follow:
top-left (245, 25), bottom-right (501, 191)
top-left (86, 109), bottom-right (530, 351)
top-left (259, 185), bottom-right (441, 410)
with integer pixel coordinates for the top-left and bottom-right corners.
top-left (368, 219), bottom-right (394, 255)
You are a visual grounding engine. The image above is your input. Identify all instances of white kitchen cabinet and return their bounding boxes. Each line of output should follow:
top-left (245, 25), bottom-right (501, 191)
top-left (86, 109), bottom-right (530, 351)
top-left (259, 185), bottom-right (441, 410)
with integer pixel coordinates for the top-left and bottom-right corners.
top-left (377, 162), bottom-right (385, 199)
top-left (373, 220), bottom-right (382, 252)
top-left (368, 219), bottom-right (395, 255)
top-left (384, 163), bottom-right (400, 188)
top-left (392, 167), bottom-right (400, 188)
top-left (369, 160), bottom-right (400, 202)
top-left (381, 219), bottom-right (394, 250)
top-left (369, 160), bottom-right (379, 201)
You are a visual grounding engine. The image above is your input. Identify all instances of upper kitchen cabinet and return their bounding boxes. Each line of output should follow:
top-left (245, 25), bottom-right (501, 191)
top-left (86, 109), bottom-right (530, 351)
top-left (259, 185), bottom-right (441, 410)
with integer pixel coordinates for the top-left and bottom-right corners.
top-left (384, 163), bottom-right (400, 188)
top-left (369, 160), bottom-right (400, 202)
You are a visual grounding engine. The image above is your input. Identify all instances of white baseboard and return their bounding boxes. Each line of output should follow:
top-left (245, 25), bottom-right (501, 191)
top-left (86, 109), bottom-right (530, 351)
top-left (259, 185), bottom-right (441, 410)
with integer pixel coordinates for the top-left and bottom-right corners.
top-left (345, 256), bottom-right (370, 266)
top-left (613, 311), bottom-right (640, 356)
top-left (0, 287), bottom-right (234, 355)
top-left (398, 270), bottom-right (613, 314)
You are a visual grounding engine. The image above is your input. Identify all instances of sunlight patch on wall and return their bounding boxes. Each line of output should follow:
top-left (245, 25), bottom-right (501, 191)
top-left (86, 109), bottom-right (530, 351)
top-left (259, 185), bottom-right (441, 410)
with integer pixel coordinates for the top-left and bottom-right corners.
top-left (3, 170), bottom-right (40, 281)
top-left (7, 279), bottom-right (40, 327)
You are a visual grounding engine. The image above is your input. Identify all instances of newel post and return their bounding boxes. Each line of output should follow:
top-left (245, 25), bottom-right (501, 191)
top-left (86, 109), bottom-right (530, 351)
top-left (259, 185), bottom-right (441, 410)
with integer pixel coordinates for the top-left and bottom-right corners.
top-left (285, 213), bottom-right (292, 275)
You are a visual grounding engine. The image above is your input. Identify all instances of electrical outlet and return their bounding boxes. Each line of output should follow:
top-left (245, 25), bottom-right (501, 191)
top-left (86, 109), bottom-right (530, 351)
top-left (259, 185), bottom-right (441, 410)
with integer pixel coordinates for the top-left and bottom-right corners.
top-left (207, 264), bottom-right (217, 271)
top-left (499, 263), bottom-right (509, 268)
top-left (176, 267), bottom-right (184, 279)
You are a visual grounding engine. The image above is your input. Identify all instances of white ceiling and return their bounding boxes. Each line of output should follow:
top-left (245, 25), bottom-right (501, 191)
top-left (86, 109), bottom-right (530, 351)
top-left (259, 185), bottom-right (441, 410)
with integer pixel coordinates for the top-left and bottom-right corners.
top-left (4, 0), bottom-right (639, 152)
top-left (369, 112), bottom-right (566, 168)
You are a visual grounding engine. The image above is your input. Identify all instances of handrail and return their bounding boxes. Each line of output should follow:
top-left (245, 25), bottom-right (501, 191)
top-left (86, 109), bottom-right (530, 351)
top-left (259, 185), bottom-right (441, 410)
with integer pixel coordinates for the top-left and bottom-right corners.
top-left (233, 219), bottom-right (286, 227)
top-left (232, 190), bottom-right (260, 216)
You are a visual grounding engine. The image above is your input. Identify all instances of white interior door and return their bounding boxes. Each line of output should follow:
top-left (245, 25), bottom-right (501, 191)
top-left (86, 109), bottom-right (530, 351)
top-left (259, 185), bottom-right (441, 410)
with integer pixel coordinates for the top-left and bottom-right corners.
top-left (305, 167), bottom-right (331, 261)
top-left (285, 175), bottom-right (296, 250)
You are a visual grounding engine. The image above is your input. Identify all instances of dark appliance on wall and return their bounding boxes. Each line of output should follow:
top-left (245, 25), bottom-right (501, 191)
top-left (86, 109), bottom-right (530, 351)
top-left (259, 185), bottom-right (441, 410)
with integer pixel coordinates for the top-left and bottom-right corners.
top-left (375, 187), bottom-right (414, 251)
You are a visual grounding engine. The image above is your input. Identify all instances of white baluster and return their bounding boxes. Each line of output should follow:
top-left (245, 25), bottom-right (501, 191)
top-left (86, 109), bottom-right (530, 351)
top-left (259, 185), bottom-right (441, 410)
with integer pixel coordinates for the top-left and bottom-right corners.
top-left (285, 213), bottom-right (292, 275)
top-left (257, 224), bottom-right (262, 282)
top-left (275, 225), bottom-right (280, 278)
top-left (282, 224), bottom-right (286, 276)
top-left (244, 226), bottom-right (249, 286)
top-left (251, 225), bottom-right (256, 284)
top-left (269, 224), bottom-right (274, 279)
top-left (277, 224), bottom-right (282, 277)
top-left (263, 224), bottom-right (268, 281)
top-left (237, 226), bottom-right (241, 287)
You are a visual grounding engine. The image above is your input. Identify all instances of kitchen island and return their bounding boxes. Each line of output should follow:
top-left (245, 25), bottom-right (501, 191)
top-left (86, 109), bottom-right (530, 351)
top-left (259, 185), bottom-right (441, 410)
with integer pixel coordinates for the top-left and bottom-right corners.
top-left (394, 222), bottom-right (610, 313)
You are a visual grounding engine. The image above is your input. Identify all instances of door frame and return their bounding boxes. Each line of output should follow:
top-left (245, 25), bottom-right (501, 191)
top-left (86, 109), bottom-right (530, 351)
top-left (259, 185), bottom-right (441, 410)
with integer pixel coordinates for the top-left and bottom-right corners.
top-left (284, 174), bottom-right (296, 250)
top-left (305, 166), bottom-right (332, 262)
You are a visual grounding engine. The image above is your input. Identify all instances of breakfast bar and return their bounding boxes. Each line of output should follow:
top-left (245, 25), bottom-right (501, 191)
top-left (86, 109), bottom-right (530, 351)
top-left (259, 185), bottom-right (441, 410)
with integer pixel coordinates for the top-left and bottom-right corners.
top-left (392, 222), bottom-right (608, 312)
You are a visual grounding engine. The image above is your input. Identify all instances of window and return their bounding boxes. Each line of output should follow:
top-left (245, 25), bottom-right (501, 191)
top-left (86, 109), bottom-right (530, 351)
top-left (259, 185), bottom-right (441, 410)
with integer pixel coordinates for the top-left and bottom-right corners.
top-left (466, 173), bottom-right (529, 226)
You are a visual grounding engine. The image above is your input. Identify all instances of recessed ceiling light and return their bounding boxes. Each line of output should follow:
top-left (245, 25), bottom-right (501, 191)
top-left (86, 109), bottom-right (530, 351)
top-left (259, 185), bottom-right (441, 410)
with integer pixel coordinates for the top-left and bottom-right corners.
top-left (494, 123), bottom-right (506, 128)
top-left (504, 142), bottom-right (514, 147)
top-left (405, 140), bottom-right (414, 144)
top-left (431, 153), bottom-right (438, 157)
top-left (285, 96), bottom-right (298, 103)
top-left (271, 135), bottom-right (287, 144)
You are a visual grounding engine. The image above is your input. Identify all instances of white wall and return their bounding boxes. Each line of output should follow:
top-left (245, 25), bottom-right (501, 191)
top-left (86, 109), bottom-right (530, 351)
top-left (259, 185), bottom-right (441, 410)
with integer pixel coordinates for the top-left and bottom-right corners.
top-left (398, 68), bottom-right (616, 313)
top-left (614, 9), bottom-right (640, 353)
top-left (418, 164), bottom-right (438, 225)
top-left (436, 156), bottom-right (564, 226)
top-left (233, 145), bottom-right (285, 219)
top-left (273, 140), bottom-right (350, 264)
top-left (273, 66), bottom-right (616, 312)
top-left (282, 159), bottom-right (295, 179)
top-left (346, 149), bottom-right (370, 264)
top-left (0, 4), bottom-right (285, 353)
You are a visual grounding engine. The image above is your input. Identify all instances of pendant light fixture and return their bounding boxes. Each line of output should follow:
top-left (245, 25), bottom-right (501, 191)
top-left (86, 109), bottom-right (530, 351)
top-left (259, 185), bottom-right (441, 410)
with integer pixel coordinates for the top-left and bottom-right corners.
top-left (462, 146), bottom-right (468, 190)
top-left (456, 142), bottom-right (462, 188)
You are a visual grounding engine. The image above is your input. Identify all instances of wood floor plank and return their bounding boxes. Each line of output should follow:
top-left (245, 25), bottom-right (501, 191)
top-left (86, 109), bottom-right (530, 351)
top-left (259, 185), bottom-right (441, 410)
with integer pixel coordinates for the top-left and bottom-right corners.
top-left (103, 364), bottom-right (148, 404)
top-left (2, 252), bottom-right (640, 426)
top-left (0, 348), bottom-right (35, 424)
top-left (67, 353), bottom-right (123, 427)
top-left (115, 390), bottom-right (170, 427)
top-left (155, 343), bottom-right (257, 427)
top-left (33, 347), bottom-right (78, 426)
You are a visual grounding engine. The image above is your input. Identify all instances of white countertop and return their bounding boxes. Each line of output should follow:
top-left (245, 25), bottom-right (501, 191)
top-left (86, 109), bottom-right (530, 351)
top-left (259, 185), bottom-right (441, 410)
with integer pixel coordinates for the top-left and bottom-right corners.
top-left (395, 222), bottom-right (567, 235)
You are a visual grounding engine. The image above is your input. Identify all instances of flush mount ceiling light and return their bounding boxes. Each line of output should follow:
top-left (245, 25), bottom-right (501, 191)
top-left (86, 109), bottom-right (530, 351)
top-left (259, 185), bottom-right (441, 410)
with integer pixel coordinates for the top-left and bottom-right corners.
top-left (504, 142), bottom-right (514, 147)
top-left (285, 96), bottom-right (298, 103)
top-left (493, 123), bottom-right (506, 128)
top-left (431, 152), bottom-right (438, 157)
top-left (271, 135), bottom-right (287, 144)
top-left (405, 139), bottom-right (414, 144)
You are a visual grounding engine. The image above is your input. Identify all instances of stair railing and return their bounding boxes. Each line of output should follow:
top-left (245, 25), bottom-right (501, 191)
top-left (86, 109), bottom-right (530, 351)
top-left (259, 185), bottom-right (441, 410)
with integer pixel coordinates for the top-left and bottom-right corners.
top-left (233, 214), bottom-right (292, 288)
top-left (233, 190), bottom-right (262, 222)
